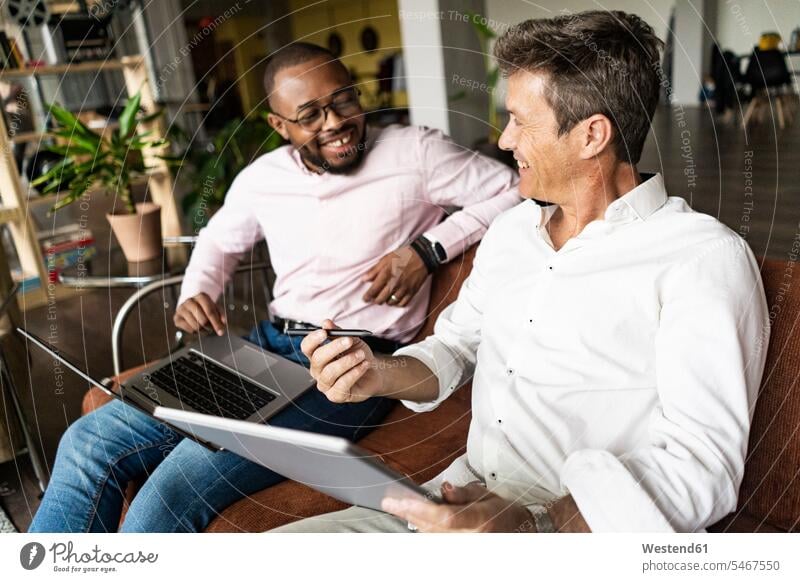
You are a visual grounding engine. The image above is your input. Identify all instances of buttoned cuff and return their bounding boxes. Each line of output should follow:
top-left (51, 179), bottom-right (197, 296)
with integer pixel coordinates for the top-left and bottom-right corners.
top-left (560, 449), bottom-right (675, 532)
top-left (394, 337), bottom-right (465, 412)
top-left (424, 220), bottom-right (481, 265)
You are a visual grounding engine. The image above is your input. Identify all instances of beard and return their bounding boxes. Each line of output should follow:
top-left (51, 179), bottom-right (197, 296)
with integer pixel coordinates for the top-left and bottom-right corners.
top-left (298, 125), bottom-right (368, 175)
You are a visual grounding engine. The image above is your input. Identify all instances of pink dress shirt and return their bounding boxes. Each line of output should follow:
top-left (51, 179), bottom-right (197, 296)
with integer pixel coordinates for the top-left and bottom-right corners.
top-left (178, 124), bottom-right (520, 342)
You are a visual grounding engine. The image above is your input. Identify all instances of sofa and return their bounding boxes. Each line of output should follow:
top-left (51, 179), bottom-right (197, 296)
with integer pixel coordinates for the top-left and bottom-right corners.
top-left (80, 248), bottom-right (800, 533)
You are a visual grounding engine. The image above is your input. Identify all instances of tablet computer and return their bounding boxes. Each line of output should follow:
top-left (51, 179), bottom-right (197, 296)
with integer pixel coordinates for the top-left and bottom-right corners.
top-left (153, 406), bottom-right (438, 513)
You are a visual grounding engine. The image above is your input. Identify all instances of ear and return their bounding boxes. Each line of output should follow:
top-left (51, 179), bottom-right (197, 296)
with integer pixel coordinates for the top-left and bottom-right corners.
top-left (578, 114), bottom-right (614, 160)
top-left (267, 112), bottom-right (290, 141)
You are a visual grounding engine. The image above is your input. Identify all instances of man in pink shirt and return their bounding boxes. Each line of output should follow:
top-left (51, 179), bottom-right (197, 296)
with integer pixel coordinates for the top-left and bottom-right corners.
top-left (30, 42), bottom-right (519, 533)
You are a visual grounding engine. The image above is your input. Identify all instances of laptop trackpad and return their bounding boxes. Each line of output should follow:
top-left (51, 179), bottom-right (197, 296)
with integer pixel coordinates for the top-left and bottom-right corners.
top-left (220, 345), bottom-right (279, 379)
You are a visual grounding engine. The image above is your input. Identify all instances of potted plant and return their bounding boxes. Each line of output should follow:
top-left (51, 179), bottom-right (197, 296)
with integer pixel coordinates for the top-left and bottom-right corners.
top-left (32, 91), bottom-right (169, 261)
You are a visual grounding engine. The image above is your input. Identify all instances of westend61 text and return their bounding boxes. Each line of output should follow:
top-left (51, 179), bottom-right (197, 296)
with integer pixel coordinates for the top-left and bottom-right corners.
top-left (642, 543), bottom-right (708, 554)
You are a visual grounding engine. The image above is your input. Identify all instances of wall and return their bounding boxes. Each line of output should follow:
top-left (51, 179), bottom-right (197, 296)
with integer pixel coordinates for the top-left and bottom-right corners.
top-left (485, 0), bottom-right (677, 42)
top-left (289, 0), bottom-right (407, 109)
top-left (215, 14), bottom-right (271, 113)
top-left (483, 0), bottom-right (678, 107)
top-left (715, 0), bottom-right (800, 55)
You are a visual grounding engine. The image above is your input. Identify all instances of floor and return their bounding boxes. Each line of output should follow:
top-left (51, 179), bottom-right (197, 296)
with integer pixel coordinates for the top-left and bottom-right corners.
top-left (1, 103), bottom-right (798, 532)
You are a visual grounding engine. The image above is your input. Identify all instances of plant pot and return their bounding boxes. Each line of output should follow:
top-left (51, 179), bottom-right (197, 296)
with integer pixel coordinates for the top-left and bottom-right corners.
top-left (106, 202), bottom-right (163, 262)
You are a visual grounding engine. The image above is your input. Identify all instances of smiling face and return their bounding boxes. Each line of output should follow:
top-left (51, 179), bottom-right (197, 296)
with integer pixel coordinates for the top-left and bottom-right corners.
top-left (498, 71), bottom-right (583, 203)
top-left (267, 57), bottom-right (366, 174)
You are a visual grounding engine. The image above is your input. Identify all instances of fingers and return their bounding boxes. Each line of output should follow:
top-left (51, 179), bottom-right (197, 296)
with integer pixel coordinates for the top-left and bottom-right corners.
top-left (382, 498), bottom-right (458, 532)
top-left (386, 285), bottom-right (409, 307)
top-left (361, 261), bottom-right (382, 283)
top-left (300, 328), bottom-right (329, 361)
top-left (316, 345), bottom-right (367, 392)
top-left (175, 301), bottom-right (201, 332)
top-left (175, 295), bottom-right (226, 335)
top-left (173, 311), bottom-right (197, 333)
top-left (323, 357), bottom-right (372, 403)
top-left (363, 265), bottom-right (390, 302)
top-left (309, 336), bottom-right (362, 378)
top-left (441, 481), bottom-right (488, 505)
top-left (372, 274), bottom-right (400, 305)
top-left (194, 294), bottom-right (226, 336)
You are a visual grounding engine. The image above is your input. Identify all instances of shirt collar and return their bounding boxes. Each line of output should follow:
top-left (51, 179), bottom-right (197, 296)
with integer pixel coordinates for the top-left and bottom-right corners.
top-left (604, 172), bottom-right (667, 222)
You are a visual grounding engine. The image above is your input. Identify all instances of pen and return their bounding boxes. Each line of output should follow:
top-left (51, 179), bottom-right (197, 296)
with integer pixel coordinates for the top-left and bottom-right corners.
top-left (284, 327), bottom-right (373, 338)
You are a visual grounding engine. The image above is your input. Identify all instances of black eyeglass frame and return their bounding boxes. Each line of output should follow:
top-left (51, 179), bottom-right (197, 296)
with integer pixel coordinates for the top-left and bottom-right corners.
top-left (271, 88), bottom-right (363, 130)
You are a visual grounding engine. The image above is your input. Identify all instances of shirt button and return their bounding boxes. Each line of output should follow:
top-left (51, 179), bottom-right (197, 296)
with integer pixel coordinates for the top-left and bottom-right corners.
top-left (490, 472), bottom-right (497, 479)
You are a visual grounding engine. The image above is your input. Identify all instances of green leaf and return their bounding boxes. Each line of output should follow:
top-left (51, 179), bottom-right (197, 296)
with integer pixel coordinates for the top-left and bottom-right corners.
top-left (466, 10), bottom-right (496, 40)
top-left (48, 103), bottom-right (101, 143)
top-left (138, 109), bottom-right (164, 125)
top-left (118, 91), bottom-right (142, 139)
top-left (448, 90), bottom-right (467, 102)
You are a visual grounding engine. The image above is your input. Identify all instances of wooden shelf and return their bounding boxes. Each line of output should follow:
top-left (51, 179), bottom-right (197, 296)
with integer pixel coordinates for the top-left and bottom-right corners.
top-left (10, 131), bottom-right (45, 145)
top-left (0, 60), bottom-right (124, 78)
top-left (0, 53), bottom-right (177, 311)
top-left (0, 206), bottom-right (20, 222)
top-left (0, 56), bottom-right (143, 79)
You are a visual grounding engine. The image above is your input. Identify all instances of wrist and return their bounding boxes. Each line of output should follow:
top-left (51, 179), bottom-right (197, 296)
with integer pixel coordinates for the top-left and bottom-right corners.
top-left (409, 235), bottom-right (445, 274)
top-left (547, 495), bottom-right (591, 533)
top-left (514, 505), bottom-right (538, 533)
top-left (367, 354), bottom-right (391, 396)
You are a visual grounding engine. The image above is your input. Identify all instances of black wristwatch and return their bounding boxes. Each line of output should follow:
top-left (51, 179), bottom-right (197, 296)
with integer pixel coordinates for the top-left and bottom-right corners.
top-left (410, 234), bottom-right (447, 274)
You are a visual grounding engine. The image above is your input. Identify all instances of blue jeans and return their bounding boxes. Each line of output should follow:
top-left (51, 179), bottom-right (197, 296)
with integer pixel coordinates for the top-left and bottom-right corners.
top-left (28, 321), bottom-right (397, 532)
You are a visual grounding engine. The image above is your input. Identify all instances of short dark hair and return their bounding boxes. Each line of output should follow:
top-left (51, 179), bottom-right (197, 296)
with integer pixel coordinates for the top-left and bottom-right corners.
top-left (494, 10), bottom-right (664, 164)
top-left (263, 42), bottom-right (345, 103)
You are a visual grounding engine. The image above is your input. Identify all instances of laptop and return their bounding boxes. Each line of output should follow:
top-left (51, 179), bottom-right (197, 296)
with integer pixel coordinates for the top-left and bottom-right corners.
top-left (154, 406), bottom-right (438, 512)
top-left (17, 327), bottom-right (315, 428)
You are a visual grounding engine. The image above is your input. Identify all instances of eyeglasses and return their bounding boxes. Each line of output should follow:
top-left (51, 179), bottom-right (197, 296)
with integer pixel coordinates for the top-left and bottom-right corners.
top-left (273, 88), bottom-right (362, 132)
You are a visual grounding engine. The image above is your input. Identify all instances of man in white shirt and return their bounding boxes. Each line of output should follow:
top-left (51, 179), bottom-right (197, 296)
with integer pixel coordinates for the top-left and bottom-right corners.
top-left (277, 10), bottom-right (770, 533)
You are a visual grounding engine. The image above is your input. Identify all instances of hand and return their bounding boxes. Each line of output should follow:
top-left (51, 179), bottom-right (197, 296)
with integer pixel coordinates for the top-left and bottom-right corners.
top-left (382, 481), bottom-right (537, 533)
top-left (301, 319), bottom-right (385, 403)
top-left (174, 292), bottom-right (226, 336)
top-left (362, 246), bottom-right (429, 307)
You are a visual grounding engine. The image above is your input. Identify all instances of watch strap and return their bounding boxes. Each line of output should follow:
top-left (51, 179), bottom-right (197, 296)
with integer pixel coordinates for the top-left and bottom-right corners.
top-left (410, 235), bottom-right (439, 273)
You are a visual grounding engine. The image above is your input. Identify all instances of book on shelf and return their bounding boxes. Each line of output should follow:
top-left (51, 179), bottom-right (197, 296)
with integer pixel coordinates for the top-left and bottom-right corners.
top-left (7, 223), bottom-right (98, 289)
top-left (0, 31), bottom-right (19, 69)
top-left (40, 225), bottom-right (97, 282)
top-left (8, 38), bottom-right (24, 69)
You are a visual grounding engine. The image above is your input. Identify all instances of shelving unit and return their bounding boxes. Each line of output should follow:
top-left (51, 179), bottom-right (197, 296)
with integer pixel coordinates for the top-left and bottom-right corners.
top-left (0, 55), bottom-right (181, 310)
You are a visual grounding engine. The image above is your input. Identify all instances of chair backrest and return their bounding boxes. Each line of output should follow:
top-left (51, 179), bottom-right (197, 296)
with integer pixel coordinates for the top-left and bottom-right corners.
top-left (410, 245), bottom-right (477, 343)
top-left (744, 48), bottom-right (791, 88)
top-left (736, 258), bottom-right (800, 532)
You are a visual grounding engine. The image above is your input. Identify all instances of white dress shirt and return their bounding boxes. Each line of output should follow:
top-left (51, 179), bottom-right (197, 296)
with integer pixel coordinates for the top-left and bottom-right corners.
top-left (396, 174), bottom-right (770, 532)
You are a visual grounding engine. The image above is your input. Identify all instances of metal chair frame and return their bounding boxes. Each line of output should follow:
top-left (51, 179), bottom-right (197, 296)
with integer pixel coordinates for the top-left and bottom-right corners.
top-left (111, 263), bottom-right (272, 377)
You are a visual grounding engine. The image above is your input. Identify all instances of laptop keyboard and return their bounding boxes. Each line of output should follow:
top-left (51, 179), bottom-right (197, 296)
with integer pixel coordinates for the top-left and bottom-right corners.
top-left (146, 352), bottom-right (277, 420)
